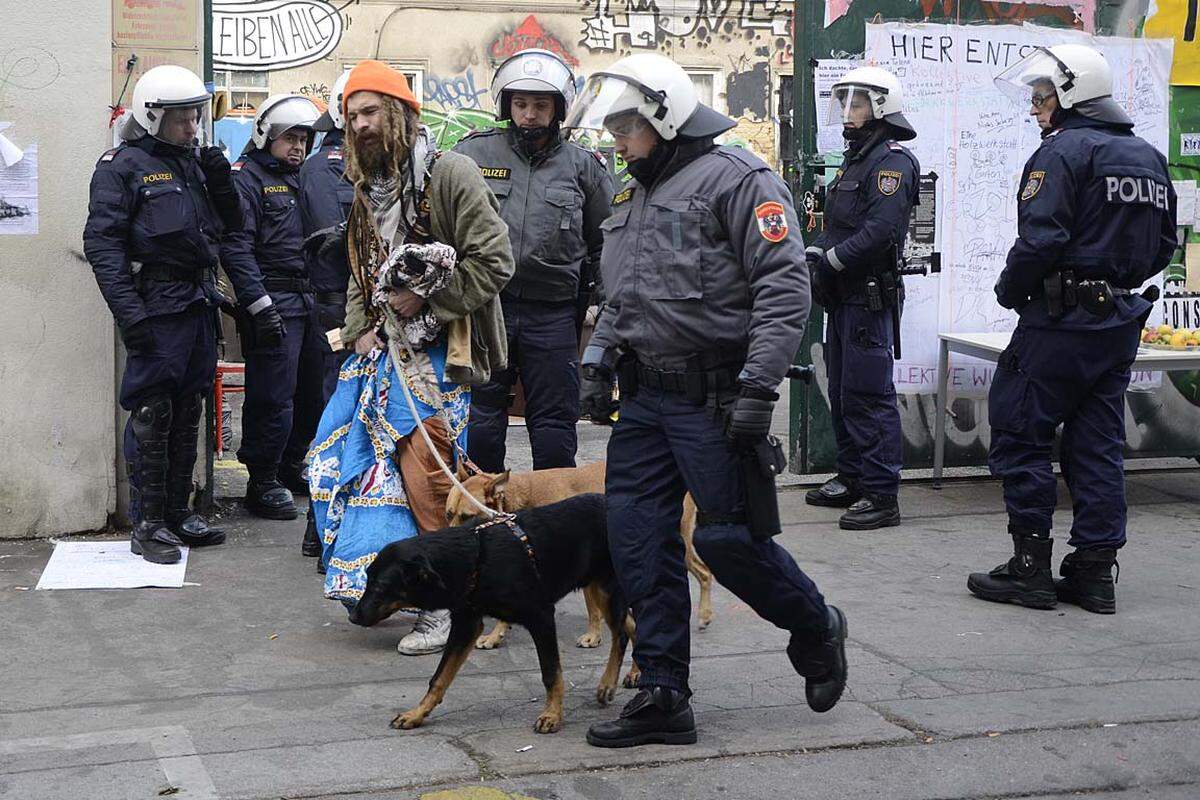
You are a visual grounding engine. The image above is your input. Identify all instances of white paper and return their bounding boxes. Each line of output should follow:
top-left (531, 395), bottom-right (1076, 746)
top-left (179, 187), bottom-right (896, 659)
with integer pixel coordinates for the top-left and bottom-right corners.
top-left (1182, 132), bottom-right (1200, 157)
top-left (1173, 181), bottom-right (1197, 228)
top-left (0, 141), bottom-right (38, 235)
top-left (853, 22), bottom-right (1173, 392)
top-left (35, 541), bottom-right (189, 590)
top-left (0, 122), bottom-right (22, 167)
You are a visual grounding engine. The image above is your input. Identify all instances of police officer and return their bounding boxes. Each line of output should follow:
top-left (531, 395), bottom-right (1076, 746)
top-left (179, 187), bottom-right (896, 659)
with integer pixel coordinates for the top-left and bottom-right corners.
top-left (454, 49), bottom-right (613, 472)
top-left (221, 94), bottom-right (324, 520)
top-left (84, 65), bottom-right (238, 563)
top-left (567, 53), bottom-right (847, 747)
top-left (803, 67), bottom-right (919, 530)
top-left (297, 73), bottom-right (356, 561)
top-left (968, 45), bottom-right (1177, 614)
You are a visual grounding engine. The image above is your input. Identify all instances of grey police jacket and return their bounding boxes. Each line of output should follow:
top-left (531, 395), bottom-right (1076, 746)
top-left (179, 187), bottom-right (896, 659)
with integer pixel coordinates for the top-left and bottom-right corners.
top-left (454, 128), bottom-right (613, 303)
top-left (589, 144), bottom-right (811, 395)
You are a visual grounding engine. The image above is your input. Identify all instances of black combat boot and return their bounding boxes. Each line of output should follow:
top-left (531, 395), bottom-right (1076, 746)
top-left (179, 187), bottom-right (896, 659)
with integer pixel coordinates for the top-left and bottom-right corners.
top-left (301, 508), bottom-right (322, 557)
top-left (1055, 547), bottom-right (1119, 614)
top-left (968, 527), bottom-right (1056, 609)
top-left (839, 492), bottom-right (901, 530)
top-left (805, 474), bottom-right (863, 508)
top-left (245, 464), bottom-right (298, 520)
top-left (129, 396), bottom-right (184, 565)
top-left (788, 605), bottom-right (848, 713)
top-left (165, 393), bottom-right (225, 547)
top-left (586, 686), bottom-right (697, 748)
top-left (279, 460), bottom-right (310, 497)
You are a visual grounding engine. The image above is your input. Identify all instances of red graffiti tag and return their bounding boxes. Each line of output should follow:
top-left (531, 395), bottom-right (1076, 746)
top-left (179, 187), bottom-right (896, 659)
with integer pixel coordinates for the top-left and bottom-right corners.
top-left (489, 14), bottom-right (580, 67)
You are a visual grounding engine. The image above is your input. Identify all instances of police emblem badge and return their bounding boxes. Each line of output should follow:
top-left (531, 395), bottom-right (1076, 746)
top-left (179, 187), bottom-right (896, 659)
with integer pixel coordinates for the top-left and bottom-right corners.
top-left (1020, 170), bottom-right (1045, 201)
top-left (877, 170), bottom-right (902, 196)
top-left (754, 201), bottom-right (788, 243)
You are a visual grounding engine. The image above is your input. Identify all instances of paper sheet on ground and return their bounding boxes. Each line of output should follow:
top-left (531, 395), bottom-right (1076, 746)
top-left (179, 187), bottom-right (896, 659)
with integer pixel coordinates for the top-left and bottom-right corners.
top-left (35, 541), bottom-right (189, 590)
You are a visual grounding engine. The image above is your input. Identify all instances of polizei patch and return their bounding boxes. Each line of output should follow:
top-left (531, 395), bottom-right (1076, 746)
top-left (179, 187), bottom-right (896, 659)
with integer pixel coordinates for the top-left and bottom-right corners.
top-left (1105, 175), bottom-right (1170, 210)
top-left (877, 170), bottom-right (902, 196)
top-left (1020, 170), bottom-right (1045, 201)
top-left (479, 167), bottom-right (511, 180)
top-left (754, 201), bottom-right (788, 243)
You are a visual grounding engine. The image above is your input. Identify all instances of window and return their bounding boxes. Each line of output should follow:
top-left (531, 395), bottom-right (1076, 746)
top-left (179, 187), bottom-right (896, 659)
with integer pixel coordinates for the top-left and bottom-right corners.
top-left (214, 70), bottom-right (269, 116)
top-left (341, 61), bottom-right (424, 105)
top-left (684, 68), bottom-right (722, 112)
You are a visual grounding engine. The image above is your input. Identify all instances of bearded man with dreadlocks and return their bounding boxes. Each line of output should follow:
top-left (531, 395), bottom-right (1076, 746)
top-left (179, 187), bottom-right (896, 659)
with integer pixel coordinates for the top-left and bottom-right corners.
top-left (306, 61), bottom-right (513, 655)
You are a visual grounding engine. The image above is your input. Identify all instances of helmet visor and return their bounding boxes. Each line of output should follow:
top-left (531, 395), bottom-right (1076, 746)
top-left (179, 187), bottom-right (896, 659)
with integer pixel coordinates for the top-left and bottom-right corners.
top-left (148, 99), bottom-right (213, 147)
top-left (827, 85), bottom-right (884, 126)
top-left (993, 47), bottom-right (1064, 110)
top-left (564, 73), bottom-right (658, 133)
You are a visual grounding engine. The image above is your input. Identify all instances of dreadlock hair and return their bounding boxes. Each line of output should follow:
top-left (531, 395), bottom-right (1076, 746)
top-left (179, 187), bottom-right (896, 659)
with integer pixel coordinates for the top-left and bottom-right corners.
top-left (343, 94), bottom-right (422, 332)
top-left (343, 94), bottom-right (421, 189)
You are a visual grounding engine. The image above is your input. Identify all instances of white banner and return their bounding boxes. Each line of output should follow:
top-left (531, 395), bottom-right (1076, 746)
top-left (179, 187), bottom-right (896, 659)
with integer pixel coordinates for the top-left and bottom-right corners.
top-left (817, 23), bottom-right (1173, 393)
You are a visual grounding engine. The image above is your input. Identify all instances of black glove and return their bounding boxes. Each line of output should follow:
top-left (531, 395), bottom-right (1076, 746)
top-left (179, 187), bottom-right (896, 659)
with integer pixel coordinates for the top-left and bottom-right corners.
top-left (120, 319), bottom-right (155, 352)
top-left (580, 364), bottom-right (618, 425)
top-left (199, 146), bottom-right (234, 191)
top-left (252, 305), bottom-right (285, 349)
top-left (806, 247), bottom-right (836, 309)
top-left (726, 386), bottom-right (777, 446)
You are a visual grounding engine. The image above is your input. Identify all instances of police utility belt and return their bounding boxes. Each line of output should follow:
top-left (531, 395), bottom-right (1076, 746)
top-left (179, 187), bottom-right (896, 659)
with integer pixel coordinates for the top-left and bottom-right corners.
top-left (618, 350), bottom-right (745, 405)
top-left (262, 273), bottom-right (312, 293)
top-left (1041, 270), bottom-right (1129, 320)
top-left (133, 261), bottom-right (207, 284)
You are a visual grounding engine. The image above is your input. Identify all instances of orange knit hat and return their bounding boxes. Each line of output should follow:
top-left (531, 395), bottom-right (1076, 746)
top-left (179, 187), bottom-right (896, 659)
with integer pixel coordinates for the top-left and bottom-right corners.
top-left (342, 60), bottom-right (421, 118)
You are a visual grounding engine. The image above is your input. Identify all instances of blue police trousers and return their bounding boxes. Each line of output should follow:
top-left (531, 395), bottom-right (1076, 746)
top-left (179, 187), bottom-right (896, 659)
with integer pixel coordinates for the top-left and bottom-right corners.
top-left (468, 298), bottom-right (580, 472)
top-left (238, 306), bottom-right (328, 471)
top-left (606, 387), bottom-right (830, 692)
top-left (987, 322), bottom-right (1140, 549)
top-left (119, 303), bottom-right (216, 523)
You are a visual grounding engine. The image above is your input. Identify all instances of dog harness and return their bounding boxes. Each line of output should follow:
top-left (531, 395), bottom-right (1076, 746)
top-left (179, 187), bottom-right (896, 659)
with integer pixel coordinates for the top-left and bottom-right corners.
top-left (462, 514), bottom-right (542, 605)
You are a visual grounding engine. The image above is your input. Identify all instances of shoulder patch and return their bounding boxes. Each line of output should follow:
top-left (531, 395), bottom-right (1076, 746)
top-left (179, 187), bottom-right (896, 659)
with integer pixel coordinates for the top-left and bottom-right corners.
top-left (1020, 170), bottom-right (1045, 201)
top-left (231, 161), bottom-right (244, 171)
top-left (590, 150), bottom-right (608, 169)
top-left (327, 147), bottom-right (342, 160)
top-left (100, 147), bottom-right (121, 163)
top-left (754, 201), bottom-right (788, 243)
top-left (877, 170), bottom-right (902, 196)
top-left (887, 141), bottom-right (904, 151)
top-left (612, 187), bottom-right (633, 206)
top-left (479, 166), bottom-right (511, 180)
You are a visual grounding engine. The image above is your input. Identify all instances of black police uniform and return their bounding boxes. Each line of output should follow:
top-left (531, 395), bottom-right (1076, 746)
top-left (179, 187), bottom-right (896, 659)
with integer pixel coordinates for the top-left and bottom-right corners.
top-left (84, 135), bottom-right (239, 559)
top-left (298, 128), bottom-right (355, 398)
top-left (583, 131), bottom-right (847, 747)
top-left (453, 127), bottom-right (613, 472)
top-left (808, 129), bottom-right (919, 526)
top-left (221, 148), bottom-right (328, 515)
top-left (969, 111), bottom-right (1177, 613)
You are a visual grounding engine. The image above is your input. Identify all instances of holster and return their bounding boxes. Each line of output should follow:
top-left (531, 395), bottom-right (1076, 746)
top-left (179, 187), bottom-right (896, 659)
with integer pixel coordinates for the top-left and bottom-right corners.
top-left (1043, 270), bottom-right (1076, 320)
top-left (615, 353), bottom-right (639, 399)
top-left (737, 435), bottom-right (787, 541)
top-left (1077, 280), bottom-right (1118, 320)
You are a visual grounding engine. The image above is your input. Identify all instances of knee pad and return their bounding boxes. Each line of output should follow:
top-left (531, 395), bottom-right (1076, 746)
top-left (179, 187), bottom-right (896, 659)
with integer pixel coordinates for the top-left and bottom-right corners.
top-left (131, 396), bottom-right (173, 443)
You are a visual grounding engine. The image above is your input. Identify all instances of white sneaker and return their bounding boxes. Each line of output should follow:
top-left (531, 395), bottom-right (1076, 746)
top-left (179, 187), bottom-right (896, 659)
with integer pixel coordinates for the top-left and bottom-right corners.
top-left (397, 609), bottom-right (451, 655)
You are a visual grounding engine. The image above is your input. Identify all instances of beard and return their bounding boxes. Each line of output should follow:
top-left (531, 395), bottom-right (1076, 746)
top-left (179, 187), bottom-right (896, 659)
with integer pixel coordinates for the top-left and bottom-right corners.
top-left (356, 133), bottom-right (390, 177)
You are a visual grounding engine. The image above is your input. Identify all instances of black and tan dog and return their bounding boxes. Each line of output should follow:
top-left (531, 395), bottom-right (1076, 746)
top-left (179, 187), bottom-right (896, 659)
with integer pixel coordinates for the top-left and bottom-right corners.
top-left (349, 493), bottom-right (633, 733)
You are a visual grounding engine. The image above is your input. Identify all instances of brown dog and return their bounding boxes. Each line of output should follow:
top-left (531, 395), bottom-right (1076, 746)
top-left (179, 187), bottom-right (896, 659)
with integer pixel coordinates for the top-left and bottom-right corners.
top-left (446, 460), bottom-right (714, 652)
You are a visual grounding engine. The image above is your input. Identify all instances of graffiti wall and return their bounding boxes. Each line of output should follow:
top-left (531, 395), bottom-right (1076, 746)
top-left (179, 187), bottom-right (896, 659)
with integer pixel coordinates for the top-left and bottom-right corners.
top-left (224, 2), bottom-right (792, 168)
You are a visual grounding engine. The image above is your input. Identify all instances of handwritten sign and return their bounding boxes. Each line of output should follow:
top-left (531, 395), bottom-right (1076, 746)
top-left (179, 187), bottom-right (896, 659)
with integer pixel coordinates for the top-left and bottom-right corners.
top-left (833, 22), bottom-right (1174, 392)
top-left (212, 0), bottom-right (342, 71)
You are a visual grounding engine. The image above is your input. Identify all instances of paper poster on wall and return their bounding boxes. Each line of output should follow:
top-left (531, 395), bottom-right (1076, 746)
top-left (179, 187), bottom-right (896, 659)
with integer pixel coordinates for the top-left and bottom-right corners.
top-left (1183, 133), bottom-right (1200, 156)
top-left (839, 22), bottom-right (1175, 393)
top-left (0, 140), bottom-right (37, 235)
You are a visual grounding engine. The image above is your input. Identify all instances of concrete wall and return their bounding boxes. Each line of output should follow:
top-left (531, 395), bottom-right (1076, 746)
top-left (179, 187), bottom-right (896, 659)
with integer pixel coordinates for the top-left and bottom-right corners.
top-left (0, 1), bottom-right (116, 537)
